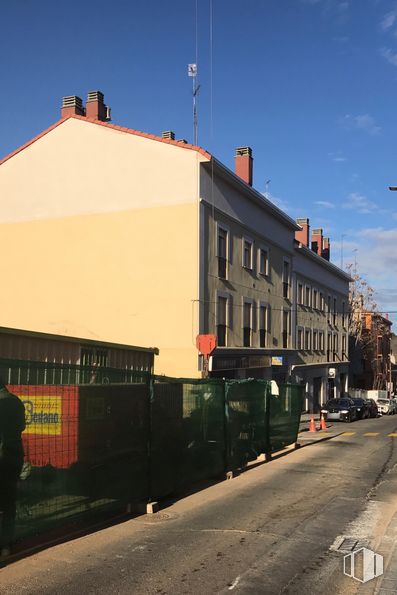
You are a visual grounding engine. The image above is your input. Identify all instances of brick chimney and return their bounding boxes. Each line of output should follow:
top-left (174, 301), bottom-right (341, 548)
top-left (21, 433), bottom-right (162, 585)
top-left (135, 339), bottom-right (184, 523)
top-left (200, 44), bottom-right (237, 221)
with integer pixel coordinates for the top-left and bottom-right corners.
top-left (235, 147), bottom-right (253, 186)
top-left (322, 237), bottom-right (330, 261)
top-left (61, 95), bottom-right (85, 118)
top-left (85, 91), bottom-right (111, 121)
top-left (295, 218), bottom-right (310, 247)
top-left (311, 228), bottom-right (323, 256)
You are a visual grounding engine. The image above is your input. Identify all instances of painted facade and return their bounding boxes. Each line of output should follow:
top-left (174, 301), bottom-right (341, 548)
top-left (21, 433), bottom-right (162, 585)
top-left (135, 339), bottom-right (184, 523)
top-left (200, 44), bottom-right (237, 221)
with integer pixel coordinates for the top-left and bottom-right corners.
top-left (292, 243), bottom-right (351, 409)
top-left (0, 94), bottom-right (351, 387)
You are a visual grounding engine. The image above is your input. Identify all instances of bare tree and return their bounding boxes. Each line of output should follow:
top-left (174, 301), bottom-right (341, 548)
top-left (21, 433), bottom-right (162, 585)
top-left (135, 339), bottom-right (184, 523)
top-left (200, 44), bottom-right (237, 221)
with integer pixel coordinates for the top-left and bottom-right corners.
top-left (346, 263), bottom-right (377, 347)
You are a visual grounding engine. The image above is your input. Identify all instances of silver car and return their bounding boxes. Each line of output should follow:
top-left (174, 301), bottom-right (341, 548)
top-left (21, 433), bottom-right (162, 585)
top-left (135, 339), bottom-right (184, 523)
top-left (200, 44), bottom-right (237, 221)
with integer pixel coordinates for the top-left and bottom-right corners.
top-left (377, 399), bottom-right (395, 415)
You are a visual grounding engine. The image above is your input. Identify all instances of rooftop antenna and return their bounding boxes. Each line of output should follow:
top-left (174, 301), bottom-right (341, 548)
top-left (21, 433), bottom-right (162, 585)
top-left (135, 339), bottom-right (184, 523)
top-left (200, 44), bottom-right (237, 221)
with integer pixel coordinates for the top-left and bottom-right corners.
top-left (188, 63), bottom-right (200, 145)
top-left (188, 0), bottom-right (200, 146)
top-left (265, 179), bottom-right (271, 198)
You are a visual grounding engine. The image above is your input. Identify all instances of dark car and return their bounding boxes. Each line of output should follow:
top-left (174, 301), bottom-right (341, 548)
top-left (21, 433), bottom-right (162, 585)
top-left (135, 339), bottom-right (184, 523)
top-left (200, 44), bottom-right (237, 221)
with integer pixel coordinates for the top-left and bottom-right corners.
top-left (351, 397), bottom-right (368, 420)
top-left (365, 399), bottom-right (379, 418)
top-left (321, 398), bottom-right (357, 423)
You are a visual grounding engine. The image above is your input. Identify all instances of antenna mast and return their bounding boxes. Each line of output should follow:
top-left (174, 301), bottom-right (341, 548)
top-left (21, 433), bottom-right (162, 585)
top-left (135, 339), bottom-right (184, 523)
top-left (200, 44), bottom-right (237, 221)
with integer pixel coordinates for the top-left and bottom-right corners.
top-left (188, 0), bottom-right (200, 145)
top-left (188, 64), bottom-right (200, 145)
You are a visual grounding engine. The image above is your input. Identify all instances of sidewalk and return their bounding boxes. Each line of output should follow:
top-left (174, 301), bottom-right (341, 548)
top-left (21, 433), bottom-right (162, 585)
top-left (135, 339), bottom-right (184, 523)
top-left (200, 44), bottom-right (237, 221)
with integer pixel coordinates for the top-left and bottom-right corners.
top-left (297, 414), bottom-right (343, 446)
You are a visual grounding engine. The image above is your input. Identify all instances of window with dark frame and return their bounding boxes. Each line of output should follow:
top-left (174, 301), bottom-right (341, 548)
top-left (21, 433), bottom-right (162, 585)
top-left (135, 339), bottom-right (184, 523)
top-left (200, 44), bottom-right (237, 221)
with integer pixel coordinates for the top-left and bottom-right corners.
top-left (243, 239), bottom-right (253, 269)
top-left (327, 332), bottom-right (332, 360)
top-left (320, 292), bottom-right (324, 311)
top-left (304, 329), bottom-right (311, 350)
top-left (217, 296), bottom-right (228, 347)
top-left (313, 330), bottom-right (318, 350)
top-left (298, 283), bottom-right (304, 305)
top-left (297, 328), bottom-right (303, 350)
top-left (282, 309), bottom-right (290, 348)
top-left (342, 334), bottom-right (347, 359)
top-left (313, 289), bottom-right (318, 309)
top-left (259, 248), bottom-right (269, 276)
top-left (218, 227), bottom-right (228, 279)
top-left (243, 301), bottom-right (252, 347)
top-left (305, 285), bottom-right (311, 307)
top-left (259, 304), bottom-right (268, 347)
top-left (319, 331), bottom-right (324, 351)
top-left (283, 260), bottom-right (290, 299)
top-left (333, 333), bottom-right (338, 360)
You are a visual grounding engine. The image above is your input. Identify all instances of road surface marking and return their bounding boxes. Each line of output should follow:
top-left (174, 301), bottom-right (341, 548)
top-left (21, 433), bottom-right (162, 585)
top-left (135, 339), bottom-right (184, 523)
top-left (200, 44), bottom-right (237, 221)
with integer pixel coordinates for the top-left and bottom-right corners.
top-left (341, 432), bottom-right (356, 436)
top-left (388, 433), bottom-right (397, 437)
top-left (363, 433), bottom-right (379, 436)
top-left (228, 576), bottom-right (240, 590)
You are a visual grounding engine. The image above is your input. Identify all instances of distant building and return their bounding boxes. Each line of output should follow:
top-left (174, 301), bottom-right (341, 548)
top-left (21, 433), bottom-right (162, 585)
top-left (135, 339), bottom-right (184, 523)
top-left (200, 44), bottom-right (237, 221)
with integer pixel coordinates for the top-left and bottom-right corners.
top-left (350, 312), bottom-right (392, 392)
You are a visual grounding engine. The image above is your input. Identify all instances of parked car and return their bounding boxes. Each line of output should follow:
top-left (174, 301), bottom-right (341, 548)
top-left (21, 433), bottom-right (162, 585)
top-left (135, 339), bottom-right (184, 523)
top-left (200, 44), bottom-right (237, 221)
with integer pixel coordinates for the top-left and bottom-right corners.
top-left (351, 397), bottom-right (369, 420)
top-left (321, 398), bottom-right (357, 423)
top-left (377, 398), bottom-right (395, 416)
top-left (365, 399), bottom-right (379, 418)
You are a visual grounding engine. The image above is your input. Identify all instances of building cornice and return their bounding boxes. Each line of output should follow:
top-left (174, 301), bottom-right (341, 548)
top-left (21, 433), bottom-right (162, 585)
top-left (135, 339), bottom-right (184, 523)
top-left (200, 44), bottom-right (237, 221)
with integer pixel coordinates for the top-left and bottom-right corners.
top-left (205, 159), bottom-right (301, 232)
top-left (294, 240), bottom-right (353, 282)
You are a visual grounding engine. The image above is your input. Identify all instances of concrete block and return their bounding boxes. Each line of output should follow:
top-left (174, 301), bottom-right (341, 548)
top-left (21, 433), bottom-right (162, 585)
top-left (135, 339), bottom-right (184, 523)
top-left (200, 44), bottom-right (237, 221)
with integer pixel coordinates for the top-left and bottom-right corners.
top-left (131, 501), bottom-right (160, 514)
top-left (146, 502), bottom-right (159, 514)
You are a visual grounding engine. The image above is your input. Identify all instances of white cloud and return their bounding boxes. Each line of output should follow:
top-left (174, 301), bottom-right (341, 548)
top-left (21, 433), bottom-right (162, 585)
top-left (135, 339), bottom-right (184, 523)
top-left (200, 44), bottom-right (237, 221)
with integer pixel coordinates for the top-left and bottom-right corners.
top-left (342, 113), bottom-right (381, 135)
top-left (380, 47), bottom-right (397, 66)
top-left (328, 151), bottom-right (347, 162)
top-left (342, 192), bottom-right (379, 214)
top-left (380, 10), bottom-right (397, 31)
top-left (333, 35), bottom-right (349, 43)
top-left (339, 227), bottom-right (397, 323)
top-left (315, 200), bottom-right (336, 209)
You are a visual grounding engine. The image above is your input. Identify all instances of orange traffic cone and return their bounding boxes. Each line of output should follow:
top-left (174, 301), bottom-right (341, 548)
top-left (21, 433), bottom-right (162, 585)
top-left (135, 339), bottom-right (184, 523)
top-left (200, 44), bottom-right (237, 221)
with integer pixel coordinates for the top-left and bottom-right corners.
top-left (309, 416), bottom-right (317, 432)
top-left (320, 413), bottom-right (327, 431)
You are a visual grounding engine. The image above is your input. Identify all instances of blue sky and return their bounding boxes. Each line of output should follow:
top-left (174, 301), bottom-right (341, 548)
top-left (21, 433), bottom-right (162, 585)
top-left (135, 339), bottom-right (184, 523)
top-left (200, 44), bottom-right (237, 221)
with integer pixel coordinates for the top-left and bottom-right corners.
top-left (1, 0), bottom-right (397, 320)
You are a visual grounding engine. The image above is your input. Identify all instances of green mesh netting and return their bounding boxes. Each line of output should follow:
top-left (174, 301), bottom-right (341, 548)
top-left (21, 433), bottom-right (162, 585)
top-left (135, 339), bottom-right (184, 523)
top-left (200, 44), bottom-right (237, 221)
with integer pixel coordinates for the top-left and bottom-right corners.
top-left (8, 365), bottom-right (303, 549)
top-left (149, 378), bottom-right (225, 499)
top-left (225, 379), bottom-right (270, 469)
top-left (268, 384), bottom-right (304, 452)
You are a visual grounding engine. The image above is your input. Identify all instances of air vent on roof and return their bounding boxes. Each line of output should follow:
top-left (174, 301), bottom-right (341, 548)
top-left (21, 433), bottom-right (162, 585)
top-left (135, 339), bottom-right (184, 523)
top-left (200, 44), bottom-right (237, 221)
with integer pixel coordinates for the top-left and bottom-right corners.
top-left (235, 146), bottom-right (252, 157)
top-left (62, 96), bottom-right (84, 110)
top-left (87, 91), bottom-right (104, 103)
top-left (162, 130), bottom-right (175, 140)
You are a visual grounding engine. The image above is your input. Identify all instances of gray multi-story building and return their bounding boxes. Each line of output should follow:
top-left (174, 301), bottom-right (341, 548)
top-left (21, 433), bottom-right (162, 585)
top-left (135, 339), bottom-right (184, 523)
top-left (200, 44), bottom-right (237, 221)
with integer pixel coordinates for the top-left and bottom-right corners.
top-left (292, 220), bottom-right (351, 411)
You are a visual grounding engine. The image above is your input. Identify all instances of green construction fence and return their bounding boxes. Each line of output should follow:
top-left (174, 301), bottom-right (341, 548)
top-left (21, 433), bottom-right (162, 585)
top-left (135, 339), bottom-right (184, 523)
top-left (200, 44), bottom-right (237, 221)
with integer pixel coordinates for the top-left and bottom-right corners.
top-left (0, 359), bottom-right (303, 548)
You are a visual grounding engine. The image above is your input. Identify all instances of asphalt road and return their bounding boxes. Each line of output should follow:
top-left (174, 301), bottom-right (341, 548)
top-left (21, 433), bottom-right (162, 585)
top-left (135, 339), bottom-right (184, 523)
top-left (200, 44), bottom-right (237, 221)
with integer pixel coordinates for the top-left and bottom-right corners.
top-left (2, 414), bottom-right (397, 595)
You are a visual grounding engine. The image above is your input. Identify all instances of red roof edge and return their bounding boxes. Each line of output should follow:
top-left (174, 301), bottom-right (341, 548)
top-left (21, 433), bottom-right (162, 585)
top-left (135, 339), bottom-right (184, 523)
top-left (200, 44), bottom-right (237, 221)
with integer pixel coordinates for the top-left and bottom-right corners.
top-left (0, 118), bottom-right (69, 167)
top-left (0, 115), bottom-right (212, 167)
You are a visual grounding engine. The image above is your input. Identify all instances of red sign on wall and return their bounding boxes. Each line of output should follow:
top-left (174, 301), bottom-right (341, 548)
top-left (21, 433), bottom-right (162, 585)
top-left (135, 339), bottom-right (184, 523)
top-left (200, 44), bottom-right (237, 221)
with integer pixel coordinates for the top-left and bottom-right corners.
top-left (196, 334), bottom-right (217, 357)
